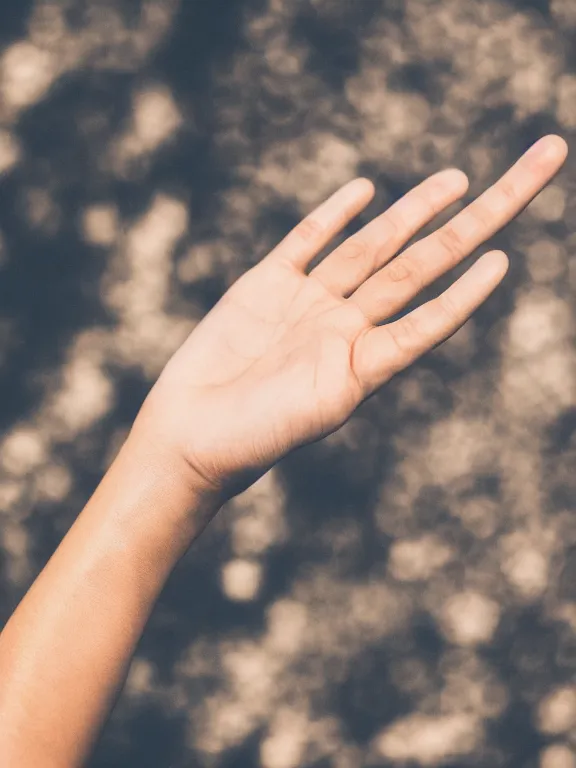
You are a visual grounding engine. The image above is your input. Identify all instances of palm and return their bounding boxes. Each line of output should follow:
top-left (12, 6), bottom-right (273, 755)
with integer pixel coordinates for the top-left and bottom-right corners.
top-left (149, 136), bottom-right (566, 497)
top-left (171, 259), bottom-right (369, 443)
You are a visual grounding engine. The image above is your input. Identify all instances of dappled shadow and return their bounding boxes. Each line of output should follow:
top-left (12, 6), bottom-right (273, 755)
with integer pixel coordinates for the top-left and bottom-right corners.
top-left (0, 0), bottom-right (575, 766)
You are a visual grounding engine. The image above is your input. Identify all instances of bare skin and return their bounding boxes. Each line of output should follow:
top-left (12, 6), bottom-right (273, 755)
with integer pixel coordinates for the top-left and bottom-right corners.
top-left (0, 134), bottom-right (568, 766)
top-left (147, 134), bottom-right (569, 499)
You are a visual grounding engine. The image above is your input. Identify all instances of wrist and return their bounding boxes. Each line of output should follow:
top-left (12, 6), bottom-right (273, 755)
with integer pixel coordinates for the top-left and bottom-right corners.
top-left (104, 419), bottom-right (223, 567)
top-left (132, 380), bottom-right (248, 506)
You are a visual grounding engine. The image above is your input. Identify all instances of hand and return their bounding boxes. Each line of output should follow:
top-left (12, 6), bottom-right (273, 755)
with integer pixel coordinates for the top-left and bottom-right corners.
top-left (139, 135), bottom-right (568, 503)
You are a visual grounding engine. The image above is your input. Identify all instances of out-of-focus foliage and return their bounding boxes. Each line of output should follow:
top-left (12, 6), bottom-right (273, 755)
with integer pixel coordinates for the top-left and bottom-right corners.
top-left (0, 1), bottom-right (575, 766)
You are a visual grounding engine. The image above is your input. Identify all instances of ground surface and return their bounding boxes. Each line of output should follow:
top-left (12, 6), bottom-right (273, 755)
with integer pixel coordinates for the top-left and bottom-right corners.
top-left (0, 1), bottom-right (576, 766)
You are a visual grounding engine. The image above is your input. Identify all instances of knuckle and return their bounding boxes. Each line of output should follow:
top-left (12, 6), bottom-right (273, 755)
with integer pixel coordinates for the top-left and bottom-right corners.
top-left (412, 189), bottom-right (438, 221)
top-left (498, 179), bottom-right (518, 206)
top-left (386, 256), bottom-right (424, 292)
top-left (380, 210), bottom-right (401, 240)
top-left (466, 201), bottom-right (492, 231)
top-left (438, 292), bottom-right (460, 324)
top-left (437, 224), bottom-right (465, 259)
top-left (294, 215), bottom-right (325, 243)
top-left (341, 237), bottom-right (368, 260)
top-left (388, 314), bottom-right (419, 356)
top-left (338, 237), bottom-right (375, 270)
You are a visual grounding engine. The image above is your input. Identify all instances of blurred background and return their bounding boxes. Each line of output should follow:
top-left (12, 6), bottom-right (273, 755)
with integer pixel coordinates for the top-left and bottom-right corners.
top-left (0, 0), bottom-right (575, 766)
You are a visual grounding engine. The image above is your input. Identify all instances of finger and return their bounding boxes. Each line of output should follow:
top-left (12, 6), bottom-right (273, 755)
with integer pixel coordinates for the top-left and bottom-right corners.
top-left (264, 178), bottom-right (376, 271)
top-left (350, 134), bottom-right (568, 324)
top-left (352, 250), bottom-right (509, 394)
top-left (309, 168), bottom-right (469, 297)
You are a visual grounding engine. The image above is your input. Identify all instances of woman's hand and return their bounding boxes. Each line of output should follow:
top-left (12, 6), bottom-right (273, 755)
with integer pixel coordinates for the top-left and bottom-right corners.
top-left (140, 135), bottom-right (568, 502)
top-left (0, 136), bottom-right (568, 767)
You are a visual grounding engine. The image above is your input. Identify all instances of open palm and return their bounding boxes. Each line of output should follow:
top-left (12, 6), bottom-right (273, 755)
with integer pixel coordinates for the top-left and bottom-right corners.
top-left (146, 135), bottom-right (567, 499)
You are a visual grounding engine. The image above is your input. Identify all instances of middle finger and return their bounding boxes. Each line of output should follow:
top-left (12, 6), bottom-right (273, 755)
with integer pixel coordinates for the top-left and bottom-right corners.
top-left (349, 134), bottom-right (568, 325)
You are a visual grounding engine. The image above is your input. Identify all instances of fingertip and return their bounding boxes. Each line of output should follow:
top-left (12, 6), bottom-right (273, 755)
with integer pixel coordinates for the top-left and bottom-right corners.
top-left (479, 249), bottom-right (510, 279)
top-left (352, 176), bottom-right (376, 200)
top-left (436, 167), bottom-right (469, 193)
top-left (545, 134), bottom-right (569, 159)
top-left (490, 248), bottom-right (510, 270)
top-left (525, 134), bottom-right (569, 164)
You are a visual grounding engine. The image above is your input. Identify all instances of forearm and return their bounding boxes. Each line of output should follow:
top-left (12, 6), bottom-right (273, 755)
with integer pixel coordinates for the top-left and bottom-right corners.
top-left (0, 422), bottom-right (217, 767)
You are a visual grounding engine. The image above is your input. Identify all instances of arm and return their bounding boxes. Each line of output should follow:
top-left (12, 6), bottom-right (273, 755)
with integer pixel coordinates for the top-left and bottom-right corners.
top-left (0, 135), bottom-right (568, 767)
top-left (0, 423), bottom-right (217, 767)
